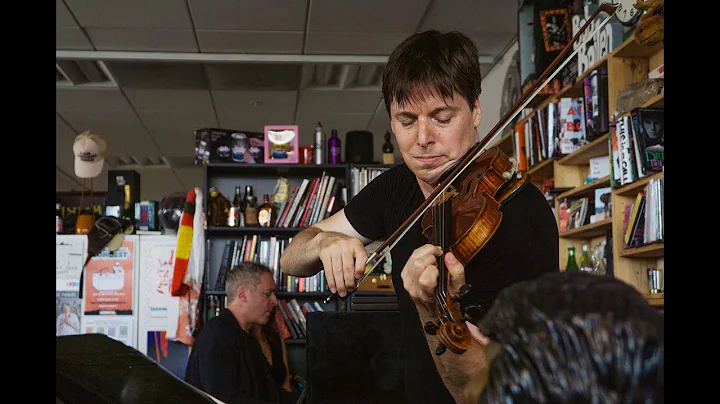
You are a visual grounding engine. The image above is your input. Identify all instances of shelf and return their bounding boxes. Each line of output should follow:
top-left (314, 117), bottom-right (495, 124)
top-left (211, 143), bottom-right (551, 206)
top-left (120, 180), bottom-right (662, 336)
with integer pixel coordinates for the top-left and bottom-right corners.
top-left (557, 136), bottom-right (609, 166)
top-left (205, 290), bottom-right (331, 298)
top-left (620, 242), bottom-right (664, 258)
top-left (527, 158), bottom-right (555, 180)
top-left (559, 217), bottom-right (612, 238)
top-left (558, 176), bottom-right (611, 199)
top-left (610, 34), bottom-right (664, 59)
top-left (205, 162), bottom-right (348, 176)
top-left (614, 171), bottom-right (664, 197)
top-left (206, 226), bottom-right (306, 236)
top-left (641, 92), bottom-right (664, 109)
top-left (643, 293), bottom-right (664, 307)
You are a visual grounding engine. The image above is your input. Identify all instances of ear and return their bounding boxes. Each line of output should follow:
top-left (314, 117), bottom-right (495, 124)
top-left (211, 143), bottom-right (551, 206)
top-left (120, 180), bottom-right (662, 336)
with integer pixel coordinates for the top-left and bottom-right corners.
top-left (472, 97), bottom-right (482, 128)
top-left (236, 285), bottom-right (246, 302)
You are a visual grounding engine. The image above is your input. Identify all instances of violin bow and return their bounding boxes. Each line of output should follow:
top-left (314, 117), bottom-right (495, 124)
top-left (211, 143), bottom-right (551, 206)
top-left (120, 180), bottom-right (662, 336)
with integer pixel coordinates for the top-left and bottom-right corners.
top-left (325, 2), bottom-right (619, 304)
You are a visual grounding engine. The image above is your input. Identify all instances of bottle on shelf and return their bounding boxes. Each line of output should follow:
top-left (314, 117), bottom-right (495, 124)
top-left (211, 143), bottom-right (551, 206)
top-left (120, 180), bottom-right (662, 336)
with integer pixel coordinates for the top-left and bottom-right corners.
top-left (314, 122), bottom-right (325, 165)
top-left (121, 184), bottom-right (135, 226)
top-left (227, 186), bottom-right (243, 227)
top-left (565, 245), bottom-right (579, 272)
top-left (328, 129), bottom-right (341, 164)
top-left (579, 241), bottom-right (594, 273)
top-left (244, 185), bottom-right (259, 226)
top-left (258, 194), bottom-right (277, 227)
top-left (382, 131), bottom-right (395, 165)
top-left (56, 201), bottom-right (64, 234)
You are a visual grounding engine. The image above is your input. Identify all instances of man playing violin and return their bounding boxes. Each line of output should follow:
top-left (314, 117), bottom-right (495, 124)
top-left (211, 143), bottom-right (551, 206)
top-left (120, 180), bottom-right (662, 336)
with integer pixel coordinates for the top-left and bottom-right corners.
top-left (280, 30), bottom-right (559, 404)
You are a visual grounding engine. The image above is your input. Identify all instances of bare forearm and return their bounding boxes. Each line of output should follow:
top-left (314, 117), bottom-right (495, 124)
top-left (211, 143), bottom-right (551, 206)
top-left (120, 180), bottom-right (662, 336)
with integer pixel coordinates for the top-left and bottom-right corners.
top-left (280, 227), bottom-right (324, 277)
top-left (416, 303), bottom-right (487, 404)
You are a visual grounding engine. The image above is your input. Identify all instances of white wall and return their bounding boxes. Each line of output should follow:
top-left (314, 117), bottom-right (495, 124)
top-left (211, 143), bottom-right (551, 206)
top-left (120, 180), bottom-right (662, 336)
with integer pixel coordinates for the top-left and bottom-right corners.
top-left (477, 39), bottom-right (519, 142)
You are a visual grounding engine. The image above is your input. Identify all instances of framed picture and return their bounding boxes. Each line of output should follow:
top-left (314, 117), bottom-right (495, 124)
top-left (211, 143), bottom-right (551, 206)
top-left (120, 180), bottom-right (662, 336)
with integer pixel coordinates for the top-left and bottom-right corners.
top-left (264, 125), bottom-right (299, 164)
top-left (539, 8), bottom-right (570, 52)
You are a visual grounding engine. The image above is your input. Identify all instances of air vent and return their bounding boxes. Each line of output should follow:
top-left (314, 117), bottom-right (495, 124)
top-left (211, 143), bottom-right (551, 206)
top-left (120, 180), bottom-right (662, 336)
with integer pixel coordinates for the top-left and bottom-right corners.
top-left (106, 155), bottom-right (170, 170)
top-left (56, 60), bottom-right (117, 88)
top-left (300, 64), bottom-right (384, 90)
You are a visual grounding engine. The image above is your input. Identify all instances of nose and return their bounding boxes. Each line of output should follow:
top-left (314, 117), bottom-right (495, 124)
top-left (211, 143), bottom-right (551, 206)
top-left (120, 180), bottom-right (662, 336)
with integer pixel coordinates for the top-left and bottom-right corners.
top-left (416, 117), bottom-right (434, 147)
top-left (270, 294), bottom-right (278, 306)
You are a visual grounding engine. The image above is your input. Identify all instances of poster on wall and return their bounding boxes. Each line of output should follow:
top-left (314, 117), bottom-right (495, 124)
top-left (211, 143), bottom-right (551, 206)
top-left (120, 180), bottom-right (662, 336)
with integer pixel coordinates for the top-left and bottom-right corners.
top-left (137, 235), bottom-right (189, 379)
top-left (82, 316), bottom-right (135, 347)
top-left (83, 239), bottom-right (136, 315)
top-left (56, 236), bottom-right (85, 337)
top-left (81, 236), bottom-right (139, 348)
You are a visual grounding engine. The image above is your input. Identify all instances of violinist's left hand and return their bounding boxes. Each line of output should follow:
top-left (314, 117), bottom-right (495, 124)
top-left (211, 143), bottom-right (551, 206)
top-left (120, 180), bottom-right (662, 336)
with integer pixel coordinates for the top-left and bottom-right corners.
top-left (401, 244), bottom-right (466, 304)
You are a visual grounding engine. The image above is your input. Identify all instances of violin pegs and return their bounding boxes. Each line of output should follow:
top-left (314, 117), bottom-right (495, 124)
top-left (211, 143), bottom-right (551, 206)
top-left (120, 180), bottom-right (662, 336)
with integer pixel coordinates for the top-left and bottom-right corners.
top-left (424, 321), bottom-right (439, 335)
top-left (435, 344), bottom-right (447, 356)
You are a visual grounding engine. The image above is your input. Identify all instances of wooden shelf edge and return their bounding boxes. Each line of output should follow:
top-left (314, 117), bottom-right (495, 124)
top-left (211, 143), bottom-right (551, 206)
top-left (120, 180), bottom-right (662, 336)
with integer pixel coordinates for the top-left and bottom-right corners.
top-left (559, 217), bottom-right (612, 238)
top-left (610, 33), bottom-right (664, 59)
top-left (527, 158), bottom-right (556, 175)
top-left (557, 135), bottom-right (609, 166)
top-left (558, 176), bottom-right (611, 199)
top-left (614, 171), bottom-right (664, 196)
top-left (620, 242), bottom-right (664, 258)
top-left (643, 293), bottom-right (664, 307)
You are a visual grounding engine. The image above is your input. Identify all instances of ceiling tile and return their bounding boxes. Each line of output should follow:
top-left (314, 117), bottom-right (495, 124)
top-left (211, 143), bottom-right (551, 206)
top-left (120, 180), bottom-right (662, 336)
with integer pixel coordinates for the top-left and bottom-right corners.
top-left (56, 170), bottom-right (83, 192)
top-left (57, 0), bottom-right (79, 28)
top-left (123, 88), bottom-right (215, 113)
top-left (196, 30), bottom-right (304, 54)
top-left (56, 88), bottom-right (132, 112)
top-left (173, 167), bottom-right (204, 191)
top-left (304, 32), bottom-right (411, 55)
top-left (64, 0), bottom-right (193, 29)
top-left (212, 90), bottom-right (298, 133)
top-left (57, 114), bottom-right (79, 169)
top-left (205, 64), bottom-right (301, 91)
top-left (137, 110), bottom-right (217, 157)
top-left (188, 0), bottom-right (308, 31)
top-left (105, 62), bottom-right (208, 90)
top-left (56, 27), bottom-right (95, 50)
top-left (419, 0), bottom-right (517, 37)
top-left (296, 90), bottom-right (382, 115)
top-left (86, 28), bottom-right (198, 52)
top-left (308, 0), bottom-right (431, 32)
top-left (57, 110), bottom-right (164, 157)
top-left (133, 169), bottom-right (186, 200)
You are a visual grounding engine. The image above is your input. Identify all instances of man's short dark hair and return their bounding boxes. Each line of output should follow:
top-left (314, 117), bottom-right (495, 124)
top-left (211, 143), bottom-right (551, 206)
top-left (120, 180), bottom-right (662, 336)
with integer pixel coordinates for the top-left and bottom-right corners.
top-left (225, 261), bottom-right (273, 303)
top-left (476, 271), bottom-right (664, 403)
top-left (382, 30), bottom-right (483, 115)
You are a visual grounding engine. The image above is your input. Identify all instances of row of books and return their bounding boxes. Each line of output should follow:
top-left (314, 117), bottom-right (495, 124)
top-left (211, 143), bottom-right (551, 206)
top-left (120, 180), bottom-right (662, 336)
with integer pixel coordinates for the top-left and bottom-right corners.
top-left (274, 297), bottom-right (324, 340)
top-left (557, 196), bottom-right (591, 233)
top-left (514, 65), bottom-right (610, 170)
top-left (610, 107), bottom-right (664, 187)
top-left (623, 176), bottom-right (664, 247)
top-left (349, 166), bottom-right (391, 198)
top-left (214, 235), bottom-right (329, 294)
top-left (274, 172), bottom-right (343, 228)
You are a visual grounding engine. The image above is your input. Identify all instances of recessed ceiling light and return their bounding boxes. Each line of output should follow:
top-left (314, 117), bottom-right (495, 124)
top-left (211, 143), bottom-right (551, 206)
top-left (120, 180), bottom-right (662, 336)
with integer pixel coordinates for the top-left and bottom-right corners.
top-left (249, 100), bottom-right (264, 107)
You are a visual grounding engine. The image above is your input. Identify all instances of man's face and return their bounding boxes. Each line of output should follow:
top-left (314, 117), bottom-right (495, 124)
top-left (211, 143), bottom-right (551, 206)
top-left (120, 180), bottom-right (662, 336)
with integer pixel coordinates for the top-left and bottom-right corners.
top-left (390, 90), bottom-right (481, 191)
top-left (246, 273), bottom-right (278, 325)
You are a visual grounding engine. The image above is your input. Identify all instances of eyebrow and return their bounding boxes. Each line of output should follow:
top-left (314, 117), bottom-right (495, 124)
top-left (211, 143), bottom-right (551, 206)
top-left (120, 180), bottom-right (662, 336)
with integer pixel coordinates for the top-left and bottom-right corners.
top-left (394, 106), bottom-right (457, 120)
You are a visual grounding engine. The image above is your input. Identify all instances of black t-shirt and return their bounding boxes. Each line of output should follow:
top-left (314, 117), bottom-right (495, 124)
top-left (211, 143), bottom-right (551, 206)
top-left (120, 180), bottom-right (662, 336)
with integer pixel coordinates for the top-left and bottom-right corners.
top-left (344, 162), bottom-right (559, 403)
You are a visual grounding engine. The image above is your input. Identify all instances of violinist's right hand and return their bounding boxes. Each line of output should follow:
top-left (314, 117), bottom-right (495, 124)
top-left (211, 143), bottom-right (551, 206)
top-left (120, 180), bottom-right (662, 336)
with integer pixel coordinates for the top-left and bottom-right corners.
top-left (316, 231), bottom-right (368, 297)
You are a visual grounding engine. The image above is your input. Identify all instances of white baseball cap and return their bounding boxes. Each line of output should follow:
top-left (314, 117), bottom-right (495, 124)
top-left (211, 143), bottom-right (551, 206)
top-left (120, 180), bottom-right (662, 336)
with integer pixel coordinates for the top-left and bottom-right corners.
top-left (73, 131), bottom-right (107, 179)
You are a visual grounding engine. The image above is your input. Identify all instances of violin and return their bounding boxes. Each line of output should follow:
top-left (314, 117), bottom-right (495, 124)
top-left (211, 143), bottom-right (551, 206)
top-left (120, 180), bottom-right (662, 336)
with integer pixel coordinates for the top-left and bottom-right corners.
top-left (325, 2), bottom-right (619, 356)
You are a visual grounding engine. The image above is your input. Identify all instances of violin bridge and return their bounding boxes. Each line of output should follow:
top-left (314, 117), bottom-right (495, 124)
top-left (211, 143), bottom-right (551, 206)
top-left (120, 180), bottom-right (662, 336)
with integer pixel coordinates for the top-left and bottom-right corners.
top-left (435, 185), bottom-right (458, 205)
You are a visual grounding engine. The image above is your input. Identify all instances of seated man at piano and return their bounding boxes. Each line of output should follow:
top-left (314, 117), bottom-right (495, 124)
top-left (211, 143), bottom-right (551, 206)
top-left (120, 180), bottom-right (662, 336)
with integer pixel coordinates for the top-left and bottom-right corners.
top-left (280, 29), bottom-right (559, 404)
top-left (185, 261), bottom-right (301, 404)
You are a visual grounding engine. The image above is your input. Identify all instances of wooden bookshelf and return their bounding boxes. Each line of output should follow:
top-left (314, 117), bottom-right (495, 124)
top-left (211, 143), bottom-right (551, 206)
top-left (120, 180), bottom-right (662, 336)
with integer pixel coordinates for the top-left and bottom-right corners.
top-left (516, 33), bottom-right (664, 296)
